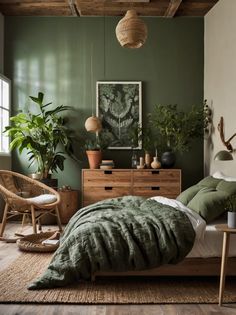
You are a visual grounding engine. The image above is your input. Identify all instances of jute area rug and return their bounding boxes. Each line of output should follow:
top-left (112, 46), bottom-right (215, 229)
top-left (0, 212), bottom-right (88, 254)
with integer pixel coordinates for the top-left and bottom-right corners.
top-left (0, 253), bottom-right (236, 304)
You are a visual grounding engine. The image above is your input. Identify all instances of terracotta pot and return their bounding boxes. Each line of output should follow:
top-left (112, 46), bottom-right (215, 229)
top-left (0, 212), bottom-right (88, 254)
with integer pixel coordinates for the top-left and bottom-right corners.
top-left (86, 150), bottom-right (102, 169)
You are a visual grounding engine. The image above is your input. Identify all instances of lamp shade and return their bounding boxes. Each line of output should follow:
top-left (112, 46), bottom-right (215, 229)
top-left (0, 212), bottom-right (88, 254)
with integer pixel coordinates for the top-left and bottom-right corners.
top-left (115, 10), bottom-right (147, 49)
top-left (85, 116), bottom-right (102, 133)
top-left (214, 150), bottom-right (233, 161)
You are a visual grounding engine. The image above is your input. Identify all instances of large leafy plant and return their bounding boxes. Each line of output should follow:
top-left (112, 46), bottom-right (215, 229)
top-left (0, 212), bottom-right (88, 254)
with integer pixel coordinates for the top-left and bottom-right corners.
top-left (4, 92), bottom-right (75, 178)
top-left (149, 104), bottom-right (204, 153)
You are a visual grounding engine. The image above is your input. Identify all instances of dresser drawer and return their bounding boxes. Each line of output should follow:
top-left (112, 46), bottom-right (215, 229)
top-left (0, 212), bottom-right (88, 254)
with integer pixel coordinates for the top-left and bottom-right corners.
top-left (83, 187), bottom-right (132, 206)
top-left (133, 170), bottom-right (181, 187)
top-left (83, 170), bottom-right (131, 187)
top-left (133, 186), bottom-right (180, 198)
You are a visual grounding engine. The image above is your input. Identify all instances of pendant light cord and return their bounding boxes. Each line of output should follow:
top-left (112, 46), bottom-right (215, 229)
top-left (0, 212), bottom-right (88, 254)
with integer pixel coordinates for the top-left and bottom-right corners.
top-left (103, 5), bottom-right (106, 79)
top-left (90, 43), bottom-right (94, 116)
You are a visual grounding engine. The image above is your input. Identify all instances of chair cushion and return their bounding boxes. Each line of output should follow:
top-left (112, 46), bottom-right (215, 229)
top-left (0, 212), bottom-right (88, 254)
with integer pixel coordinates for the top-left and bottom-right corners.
top-left (26, 194), bottom-right (57, 205)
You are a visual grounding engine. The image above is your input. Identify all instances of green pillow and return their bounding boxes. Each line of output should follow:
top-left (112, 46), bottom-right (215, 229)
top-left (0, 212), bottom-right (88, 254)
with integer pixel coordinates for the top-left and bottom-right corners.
top-left (176, 185), bottom-right (200, 205)
top-left (177, 176), bottom-right (235, 223)
top-left (187, 187), bottom-right (228, 223)
top-left (197, 176), bottom-right (221, 188)
top-left (216, 180), bottom-right (236, 195)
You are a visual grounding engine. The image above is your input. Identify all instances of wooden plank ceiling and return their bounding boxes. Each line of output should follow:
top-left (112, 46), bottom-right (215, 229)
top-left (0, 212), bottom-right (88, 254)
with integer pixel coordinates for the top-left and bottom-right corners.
top-left (0, 0), bottom-right (219, 17)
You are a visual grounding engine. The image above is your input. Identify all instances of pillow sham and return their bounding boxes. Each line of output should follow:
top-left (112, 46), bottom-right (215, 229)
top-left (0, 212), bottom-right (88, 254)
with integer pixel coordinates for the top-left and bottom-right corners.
top-left (177, 176), bottom-right (235, 223)
top-left (186, 187), bottom-right (228, 223)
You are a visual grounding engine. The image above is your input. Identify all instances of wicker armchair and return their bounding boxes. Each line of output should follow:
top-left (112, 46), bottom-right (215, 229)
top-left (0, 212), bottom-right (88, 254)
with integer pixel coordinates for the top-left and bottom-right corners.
top-left (0, 170), bottom-right (62, 236)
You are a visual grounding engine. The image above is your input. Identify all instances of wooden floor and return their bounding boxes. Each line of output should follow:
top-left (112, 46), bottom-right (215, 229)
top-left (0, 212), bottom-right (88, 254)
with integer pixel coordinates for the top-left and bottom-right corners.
top-left (0, 222), bottom-right (236, 315)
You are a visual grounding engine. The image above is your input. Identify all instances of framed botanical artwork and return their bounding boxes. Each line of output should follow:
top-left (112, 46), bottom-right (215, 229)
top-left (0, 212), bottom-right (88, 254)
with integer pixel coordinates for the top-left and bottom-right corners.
top-left (96, 81), bottom-right (142, 149)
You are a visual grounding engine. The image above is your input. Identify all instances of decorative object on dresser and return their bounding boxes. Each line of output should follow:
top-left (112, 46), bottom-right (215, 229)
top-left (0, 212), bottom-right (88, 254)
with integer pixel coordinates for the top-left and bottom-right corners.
top-left (100, 160), bottom-right (114, 170)
top-left (84, 127), bottom-right (111, 169)
top-left (82, 169), bottom-right (181, 207)
top-left (151, 156), bottom-right (161, 169)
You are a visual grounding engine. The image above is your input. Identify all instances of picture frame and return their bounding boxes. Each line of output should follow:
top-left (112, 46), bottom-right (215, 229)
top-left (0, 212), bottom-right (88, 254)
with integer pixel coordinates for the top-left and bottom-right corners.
top-left (96, 81), bottom-right (142, 149)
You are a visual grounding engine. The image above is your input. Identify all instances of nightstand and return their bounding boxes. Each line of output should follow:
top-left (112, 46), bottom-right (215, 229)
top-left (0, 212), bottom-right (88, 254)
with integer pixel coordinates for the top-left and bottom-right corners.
top-left (215, 224), bottom-right (236, 306)
top-left (58, 190), bottom-right (79, 224)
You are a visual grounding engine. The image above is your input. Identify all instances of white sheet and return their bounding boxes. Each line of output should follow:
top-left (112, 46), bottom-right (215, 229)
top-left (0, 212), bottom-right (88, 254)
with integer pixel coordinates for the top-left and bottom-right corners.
top-left (188, 217), bottom-right (236, 258)
top-left (149, 196), bottom-right (236, 258)
top-left (149, 196), bottom-right (206, 240)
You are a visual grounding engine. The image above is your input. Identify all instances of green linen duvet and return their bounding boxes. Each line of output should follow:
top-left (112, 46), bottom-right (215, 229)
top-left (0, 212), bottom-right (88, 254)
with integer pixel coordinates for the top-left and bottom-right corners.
top-left (28, 196), bottom-right (195, 290)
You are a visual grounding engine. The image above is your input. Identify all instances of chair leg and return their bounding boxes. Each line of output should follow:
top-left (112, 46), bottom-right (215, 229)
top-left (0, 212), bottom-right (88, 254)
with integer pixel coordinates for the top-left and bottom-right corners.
top-left (21, 213), bottom-right (26, 228)
top-left (55, 206), bottom-right (63, 232)
top-left (30, 205), bottom-right (37, 234)
top-left (38, 218), bottom-right (42, 231)
top-left (0, 203), bottom-right (9, 237)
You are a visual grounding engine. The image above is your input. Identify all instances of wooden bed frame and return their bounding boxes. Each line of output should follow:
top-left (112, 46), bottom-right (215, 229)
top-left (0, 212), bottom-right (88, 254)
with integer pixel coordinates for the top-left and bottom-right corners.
top-left (92, 257), bottom-right (236, 280)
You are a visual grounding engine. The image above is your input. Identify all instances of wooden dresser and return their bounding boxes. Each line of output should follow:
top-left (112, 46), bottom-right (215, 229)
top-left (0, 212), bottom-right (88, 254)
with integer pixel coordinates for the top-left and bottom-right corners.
top-left (82, 169), bottom-right (181, 207)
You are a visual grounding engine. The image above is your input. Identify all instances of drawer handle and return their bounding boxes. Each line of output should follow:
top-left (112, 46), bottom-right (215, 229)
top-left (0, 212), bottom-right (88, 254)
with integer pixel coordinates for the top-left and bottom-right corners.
top-left (105, 187), bottom-right (113, 190)
top-left (151, 187), bottom-right (160, 190)
top-left (151, 170), bottom-right (160, 175)
top-left (104, 170), bottom-right (113, 175)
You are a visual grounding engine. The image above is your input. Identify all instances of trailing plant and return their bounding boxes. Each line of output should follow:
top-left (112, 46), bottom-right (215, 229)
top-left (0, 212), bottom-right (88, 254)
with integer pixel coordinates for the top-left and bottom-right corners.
top-left (225, 195), bottom-right (236, 212)
top-left (149, 104), bottom-right (204, 153)
top-left (4, 92), bottom-right (75, 178)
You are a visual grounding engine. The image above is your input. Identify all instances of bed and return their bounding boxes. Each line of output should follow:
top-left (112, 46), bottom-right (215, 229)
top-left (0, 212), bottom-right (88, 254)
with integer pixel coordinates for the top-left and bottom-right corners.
top-left (93, 216), bottom-right (236, 279)
top-left (28, 172), bottom-right (236, 290)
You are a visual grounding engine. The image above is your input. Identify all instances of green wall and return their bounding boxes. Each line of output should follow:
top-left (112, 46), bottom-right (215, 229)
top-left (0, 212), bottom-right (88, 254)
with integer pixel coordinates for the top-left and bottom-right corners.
top-left (4, 17), bottom-right (204, 191)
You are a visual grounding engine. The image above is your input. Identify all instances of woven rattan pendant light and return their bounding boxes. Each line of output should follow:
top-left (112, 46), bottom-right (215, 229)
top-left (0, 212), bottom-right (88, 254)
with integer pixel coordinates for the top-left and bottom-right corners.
top-left (116, 10), bottom-right (147, 48)
top-left (85, 45), bottom-right (102, 133)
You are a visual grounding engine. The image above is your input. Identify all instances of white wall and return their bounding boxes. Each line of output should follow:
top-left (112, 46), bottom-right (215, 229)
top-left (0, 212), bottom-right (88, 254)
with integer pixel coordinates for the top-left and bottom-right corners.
top-left (204, 0), bottom-right (236, 176)
top-left (0, 13), bottom-right (3, 73)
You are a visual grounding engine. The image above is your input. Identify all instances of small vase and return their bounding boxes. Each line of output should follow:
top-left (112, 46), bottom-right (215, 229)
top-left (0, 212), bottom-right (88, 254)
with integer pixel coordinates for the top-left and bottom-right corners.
top-left (151, 156), bottom-right (161, 169)
top-left (145, 152), bottom-right (151, 169)
top-left (228, 211), bottom-right (236, 229)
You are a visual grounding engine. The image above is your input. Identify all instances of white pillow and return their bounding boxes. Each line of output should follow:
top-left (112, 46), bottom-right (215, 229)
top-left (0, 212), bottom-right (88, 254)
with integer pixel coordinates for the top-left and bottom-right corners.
top-left (26, 194), bottom-right (57, 205)
top-left (212, 171), bottom-right (236, 182)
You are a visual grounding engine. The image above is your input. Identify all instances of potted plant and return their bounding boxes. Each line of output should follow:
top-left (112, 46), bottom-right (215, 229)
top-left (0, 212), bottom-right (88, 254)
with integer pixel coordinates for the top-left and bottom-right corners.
top-left (4, 92), bottom-right (75, 182)
top-left (85, 130), bottom-right (110, 169)
top-left (149, 104), bottom-right (204, 167)
top-left (225, 195), bottom-right (236, 229)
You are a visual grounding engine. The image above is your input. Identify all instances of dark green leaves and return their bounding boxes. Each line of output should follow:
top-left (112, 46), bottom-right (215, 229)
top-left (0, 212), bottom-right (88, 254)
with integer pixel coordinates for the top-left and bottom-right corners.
top-left (4, 91), bottom-right (75, 178)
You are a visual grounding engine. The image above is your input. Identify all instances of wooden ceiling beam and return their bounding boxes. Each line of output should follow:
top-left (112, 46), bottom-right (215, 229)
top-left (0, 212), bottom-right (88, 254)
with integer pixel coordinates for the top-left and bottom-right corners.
top-left (0, 0), bottom-right (220, 17)
top-left (76, 1), bottom-right (168, 16)
top-left (164, 0), bottom-right (182, 17)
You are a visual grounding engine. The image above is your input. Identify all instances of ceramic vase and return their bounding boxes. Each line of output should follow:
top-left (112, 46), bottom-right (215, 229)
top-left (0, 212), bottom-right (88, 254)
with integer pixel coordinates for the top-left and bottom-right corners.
top-left (151, 156), bottom-right (161, 169)
top-left (161, 151), bottom-right (176, 168)
top-left (228, 211), bottom-right (236, 229)
top-left (145, 152), bottom-right (151, 169)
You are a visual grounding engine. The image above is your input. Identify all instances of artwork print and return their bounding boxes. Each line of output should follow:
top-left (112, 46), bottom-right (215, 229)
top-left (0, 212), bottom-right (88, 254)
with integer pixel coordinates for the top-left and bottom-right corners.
top-left (96, 81), bottom-right (142, 149)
